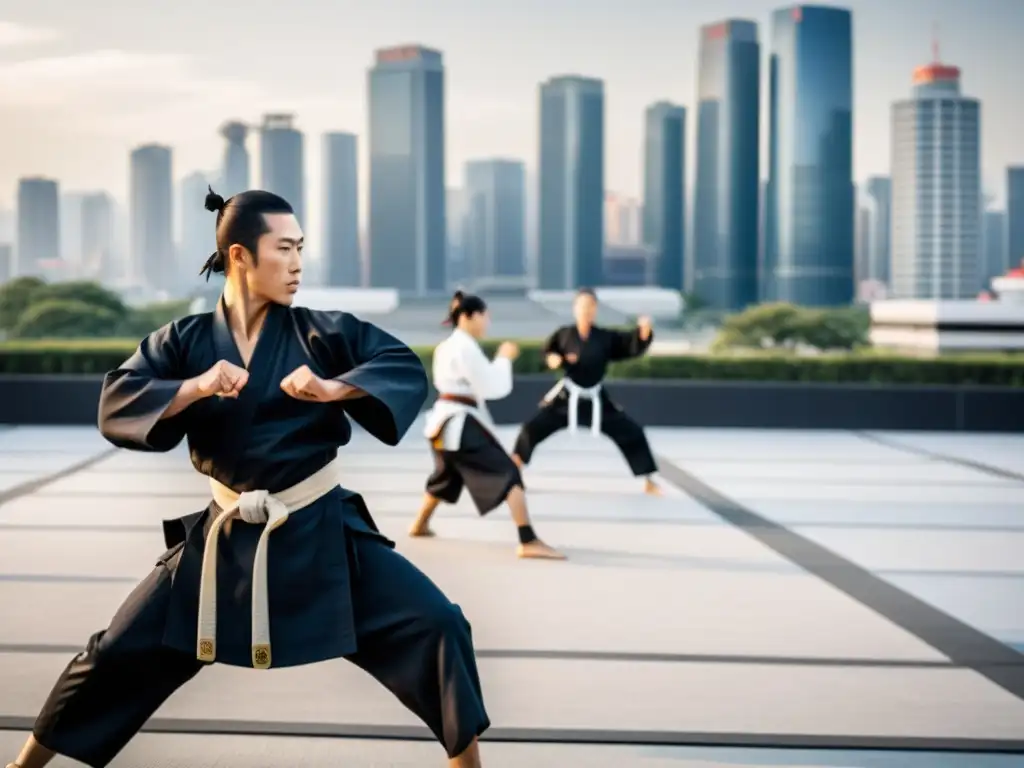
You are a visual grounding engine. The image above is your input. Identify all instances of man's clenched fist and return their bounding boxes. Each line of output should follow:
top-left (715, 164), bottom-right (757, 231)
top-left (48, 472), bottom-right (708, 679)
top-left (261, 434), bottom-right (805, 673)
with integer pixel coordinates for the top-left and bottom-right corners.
top-left (280, 365), bottom-right (350, 403)
top-left (195, 360), bottom-right (249, 399)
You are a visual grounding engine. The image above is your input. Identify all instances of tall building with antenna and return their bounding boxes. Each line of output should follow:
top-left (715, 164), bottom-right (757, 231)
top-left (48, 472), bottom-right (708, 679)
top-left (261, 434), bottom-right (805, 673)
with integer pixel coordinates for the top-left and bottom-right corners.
top-left (890, 31), bottom-right (981, 299)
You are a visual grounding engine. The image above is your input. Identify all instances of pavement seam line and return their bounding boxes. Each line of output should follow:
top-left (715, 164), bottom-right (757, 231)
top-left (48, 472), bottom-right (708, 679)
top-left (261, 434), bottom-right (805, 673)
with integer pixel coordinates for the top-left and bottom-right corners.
top-left (0, 446), bottom-right (118, 508)
top-left (0, 716), bottom-right (1022, 753)
top-left (653, 453), bottom-right (1024, 704)
top-left (854, 431), bottom-right (1024, 484)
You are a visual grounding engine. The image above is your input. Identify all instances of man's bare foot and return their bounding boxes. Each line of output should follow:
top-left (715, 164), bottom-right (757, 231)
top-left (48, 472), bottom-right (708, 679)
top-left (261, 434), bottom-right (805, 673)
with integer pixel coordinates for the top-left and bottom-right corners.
top-left (644, 477), bottom-right (662, 496)
top-left (408, 522), bottom-right (436, 538)
top-left (516, 540), bottom-right (567, 560)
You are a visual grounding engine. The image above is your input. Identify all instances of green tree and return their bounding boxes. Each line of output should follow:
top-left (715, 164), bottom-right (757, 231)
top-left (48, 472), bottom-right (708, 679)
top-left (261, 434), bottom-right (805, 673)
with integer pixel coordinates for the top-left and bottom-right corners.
top-left (12, 299), bottom-right (122, 339)
top-left (712, 303), bottom-right (870, 352)
top-left (711, 303), bottom-right (804, 350)
top-left (36, 281), bottom-right (128, 320)
top-left (119, 299), bottom-right (192, 337)
top-left (794, 306), bottom-right (869, 350)
top-left (0, 276), bottom-right (48, 332)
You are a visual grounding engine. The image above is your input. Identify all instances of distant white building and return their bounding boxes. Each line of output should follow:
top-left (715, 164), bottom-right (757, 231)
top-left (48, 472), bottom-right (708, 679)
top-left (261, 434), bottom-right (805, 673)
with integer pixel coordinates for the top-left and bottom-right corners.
top-left (870, 289), bottom-right (1024, 355)
top-left (890, 54), bottom-right (981, 300)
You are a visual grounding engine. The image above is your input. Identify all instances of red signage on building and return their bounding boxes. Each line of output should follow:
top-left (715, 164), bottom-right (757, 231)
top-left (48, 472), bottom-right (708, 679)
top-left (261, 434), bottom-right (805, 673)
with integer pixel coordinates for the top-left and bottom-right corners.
top-left (377, 46), bottom-right (420, 63)
top-left (792, 6), bottom-right (802, 22)
top-left (704, 23), bottom-right (727, 40)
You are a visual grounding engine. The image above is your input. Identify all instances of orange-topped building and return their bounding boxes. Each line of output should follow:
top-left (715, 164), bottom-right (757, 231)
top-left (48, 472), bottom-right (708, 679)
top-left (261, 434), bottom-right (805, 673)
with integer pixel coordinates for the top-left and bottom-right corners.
top-left (913, 63), bottom-right (961, 86)
top-left (889, 34), bottom-right (982, 300)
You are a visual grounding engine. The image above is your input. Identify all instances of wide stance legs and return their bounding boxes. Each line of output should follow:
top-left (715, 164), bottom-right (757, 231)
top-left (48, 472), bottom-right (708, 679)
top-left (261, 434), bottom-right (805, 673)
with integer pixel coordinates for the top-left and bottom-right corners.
top-left (416, 418), bottom-right (565, 559)
top-left (8, 535), bottom-right (490, 768)
top-left (411, 485), bottom-right (565, 560)
top-left (512, 402), bottom-right (661, 495)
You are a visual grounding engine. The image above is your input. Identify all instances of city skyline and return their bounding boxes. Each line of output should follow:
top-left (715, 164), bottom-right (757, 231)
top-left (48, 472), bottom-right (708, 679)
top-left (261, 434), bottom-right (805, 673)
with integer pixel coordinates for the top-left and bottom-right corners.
top-left (0, 0), bottom-right (1022, 253)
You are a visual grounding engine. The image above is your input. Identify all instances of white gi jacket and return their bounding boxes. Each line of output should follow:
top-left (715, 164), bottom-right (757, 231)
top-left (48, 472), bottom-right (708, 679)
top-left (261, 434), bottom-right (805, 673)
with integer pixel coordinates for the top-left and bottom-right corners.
top-left (422, 329), bottom-right (513, 451)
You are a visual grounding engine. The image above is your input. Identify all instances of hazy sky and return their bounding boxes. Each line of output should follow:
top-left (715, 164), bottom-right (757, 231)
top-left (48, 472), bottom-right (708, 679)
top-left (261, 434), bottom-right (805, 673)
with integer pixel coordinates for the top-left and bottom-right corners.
top-left (0, 0), bottom-right (1022, 245)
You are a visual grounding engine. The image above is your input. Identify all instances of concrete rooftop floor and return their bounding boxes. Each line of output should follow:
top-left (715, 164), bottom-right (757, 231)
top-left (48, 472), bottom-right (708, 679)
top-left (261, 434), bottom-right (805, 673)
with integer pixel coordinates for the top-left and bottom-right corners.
top-left (0, 422), bottom-right (1022, 767)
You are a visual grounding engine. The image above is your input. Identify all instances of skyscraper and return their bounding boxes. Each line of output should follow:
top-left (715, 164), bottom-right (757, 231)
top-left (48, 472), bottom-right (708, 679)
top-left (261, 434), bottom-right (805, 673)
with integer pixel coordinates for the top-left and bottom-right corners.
top-left (260, 114), bottom-right (305, 227)
top-left (220, 121), bottom-right (251, 198)
top-left (60, 192), bottom-right (85, 274)
top-left (606, 193), bottom-right (643, 247)
top-left (765, 5), bottom-right (854, 306)
top-left (864, 176), bottom-right (892, 285)
top-left (538, 75), bottom-right (604, 290)
top-left (983, 210), bottom-right (1006, 289)
top-left (855, 201), bottom-right (870, 285)
top-left (464, 159), bottom-right (526, 282)
top-left (367, 45), bottom-right (446, 296)
top-left (129, 144), bottom-right (174, 288)
top-left (322, 132), bottom-right (361, 287)
top-left (890, 53), bottom-right (981, 299)
top-left (1007, 167), bottom-right (1024, 267)
top-left (0, 207), bottom-right (13, 244)
top-left (693, 18), bottom-right (762, 309)
top-left (16, 177), bottom-right (60, 277)
top-left (0, 244), bottom-right (11, 284)
top-left (642, 103), bottom-right (686, 291)
top-left (446, 187), bottom-right (470, 287)
top-left (80, 192), bottom-right (115, 281)
top-left (180, 171), bottom-right (215, 288)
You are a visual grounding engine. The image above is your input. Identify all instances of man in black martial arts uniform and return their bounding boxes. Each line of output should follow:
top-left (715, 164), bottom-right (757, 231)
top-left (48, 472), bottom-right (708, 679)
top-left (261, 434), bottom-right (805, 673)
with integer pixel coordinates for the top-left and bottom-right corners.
top-left (7, 189), bottom-right (490, 768)
top-left (511, 288), bottom-right (662, 495)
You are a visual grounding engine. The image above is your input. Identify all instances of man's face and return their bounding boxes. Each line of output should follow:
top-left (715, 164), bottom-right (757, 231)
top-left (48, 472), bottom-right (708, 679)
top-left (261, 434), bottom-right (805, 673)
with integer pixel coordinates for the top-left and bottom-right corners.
top-left (573, 293), bottom-right (598, 324)
top-left (246, 213), bottom-right (304, 305)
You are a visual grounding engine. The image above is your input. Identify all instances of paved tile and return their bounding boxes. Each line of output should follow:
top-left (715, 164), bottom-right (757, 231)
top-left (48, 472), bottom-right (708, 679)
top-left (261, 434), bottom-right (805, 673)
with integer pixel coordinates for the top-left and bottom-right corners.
top-left (6, 653), bottom-right (1024, 739)
top-left (865, 432), bottom-right (1024, 477)
top-left (2, 732), bottom-right (1021, 768)
top-left (0, 425), bottom-right (1022, 766)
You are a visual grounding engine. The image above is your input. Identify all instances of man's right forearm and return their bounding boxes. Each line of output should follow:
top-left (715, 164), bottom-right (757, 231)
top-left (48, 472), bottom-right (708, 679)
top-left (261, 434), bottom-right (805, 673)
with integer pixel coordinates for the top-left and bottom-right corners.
top-left (161, 378), bottom-right (203, 420)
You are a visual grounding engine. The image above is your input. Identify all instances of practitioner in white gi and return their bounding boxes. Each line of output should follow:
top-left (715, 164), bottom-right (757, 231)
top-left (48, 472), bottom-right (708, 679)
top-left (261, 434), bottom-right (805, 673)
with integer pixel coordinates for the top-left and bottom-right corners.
top-left (410, 290), bottom-right (566, 560)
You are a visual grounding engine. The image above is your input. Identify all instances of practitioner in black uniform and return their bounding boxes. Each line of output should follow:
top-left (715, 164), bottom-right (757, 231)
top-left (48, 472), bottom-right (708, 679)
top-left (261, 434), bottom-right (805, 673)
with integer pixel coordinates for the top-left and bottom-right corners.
top-left (512, 288), bottom-right (662, 495)
top-left (6, 189), bottom-right (489, 768)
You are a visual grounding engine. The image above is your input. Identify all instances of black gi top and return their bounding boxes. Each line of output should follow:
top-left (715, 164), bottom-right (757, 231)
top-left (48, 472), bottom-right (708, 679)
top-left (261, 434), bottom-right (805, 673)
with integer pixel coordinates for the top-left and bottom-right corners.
top-left (97, 299), bottom-right (428, 668)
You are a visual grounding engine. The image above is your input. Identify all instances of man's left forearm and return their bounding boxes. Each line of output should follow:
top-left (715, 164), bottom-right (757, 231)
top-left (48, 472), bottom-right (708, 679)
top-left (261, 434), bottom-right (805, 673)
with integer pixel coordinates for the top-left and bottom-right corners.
top-left (328, 380), bottom-right (368, 401)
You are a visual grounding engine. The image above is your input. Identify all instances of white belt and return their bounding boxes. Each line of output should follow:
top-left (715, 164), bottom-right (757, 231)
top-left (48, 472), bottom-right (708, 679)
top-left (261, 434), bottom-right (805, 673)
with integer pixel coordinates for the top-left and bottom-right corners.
top-left (544, 378), bottom-right (602, 435)
top-left (198, 457), bottom-right (343, 669)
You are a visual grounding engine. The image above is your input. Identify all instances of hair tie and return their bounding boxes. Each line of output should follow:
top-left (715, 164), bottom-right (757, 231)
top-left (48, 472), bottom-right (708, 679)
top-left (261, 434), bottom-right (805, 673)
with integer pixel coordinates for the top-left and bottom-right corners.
top-left (199, 250), bottom-right (223, 281)
top-left (204, 185), bottom-right (226, 214)
top-left (444, 291), bottom-right (464, 326)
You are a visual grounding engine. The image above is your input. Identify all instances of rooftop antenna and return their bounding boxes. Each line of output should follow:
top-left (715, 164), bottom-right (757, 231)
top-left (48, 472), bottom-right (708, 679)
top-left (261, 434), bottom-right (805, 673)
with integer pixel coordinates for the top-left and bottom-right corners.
top-left (931, 21), bottom-right (940, 63)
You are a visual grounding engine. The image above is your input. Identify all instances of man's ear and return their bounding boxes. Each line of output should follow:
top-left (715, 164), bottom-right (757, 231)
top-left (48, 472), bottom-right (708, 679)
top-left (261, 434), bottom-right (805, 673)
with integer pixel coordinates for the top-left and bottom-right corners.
top-left (228, 243), bottom-right (252, 271)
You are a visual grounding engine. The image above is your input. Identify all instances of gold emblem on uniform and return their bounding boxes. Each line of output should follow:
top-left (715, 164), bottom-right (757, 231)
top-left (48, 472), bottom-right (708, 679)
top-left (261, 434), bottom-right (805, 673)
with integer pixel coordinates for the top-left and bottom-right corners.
top-left (198, 639), bottom-right (215, 661)
top-left (252, 644), bottom-right (271, 669)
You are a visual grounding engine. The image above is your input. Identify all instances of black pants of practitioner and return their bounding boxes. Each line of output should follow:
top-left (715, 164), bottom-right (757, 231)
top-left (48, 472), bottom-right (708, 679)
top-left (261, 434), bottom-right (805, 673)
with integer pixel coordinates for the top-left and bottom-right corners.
top-left (427, 416), bottom-right (523, 515)
top-left (513, 400), bottom-right (658, 477)
top-left (31, 534), bottom-right (490, 768)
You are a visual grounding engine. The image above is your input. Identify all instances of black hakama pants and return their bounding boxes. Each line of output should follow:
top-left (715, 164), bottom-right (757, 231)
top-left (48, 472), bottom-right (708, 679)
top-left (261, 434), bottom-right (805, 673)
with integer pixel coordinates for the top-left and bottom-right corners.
top-left (427, 416), bottom-right (524, 515)
top-left (31, 532), bottom-right (490, 768)
top-left (513, 394), bottom-right (658, 477)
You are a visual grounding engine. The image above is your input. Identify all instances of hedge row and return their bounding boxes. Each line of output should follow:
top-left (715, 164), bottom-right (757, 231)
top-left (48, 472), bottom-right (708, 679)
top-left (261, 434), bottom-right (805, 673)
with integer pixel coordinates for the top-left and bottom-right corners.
top-left (1, 339), bottom-right (1022, 386)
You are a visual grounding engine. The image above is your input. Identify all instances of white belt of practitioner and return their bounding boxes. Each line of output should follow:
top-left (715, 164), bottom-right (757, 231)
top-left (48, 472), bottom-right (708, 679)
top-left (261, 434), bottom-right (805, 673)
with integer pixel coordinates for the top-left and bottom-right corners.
top-left (199, 457), bottom-right (343, 670)
top-left (544, 377), bottom-right (602, 435)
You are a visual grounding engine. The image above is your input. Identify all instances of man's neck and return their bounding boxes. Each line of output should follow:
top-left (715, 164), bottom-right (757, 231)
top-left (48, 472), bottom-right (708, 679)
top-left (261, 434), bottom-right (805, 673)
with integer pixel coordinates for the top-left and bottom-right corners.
top-left (575, 322), bottom-right (593, 338)
top-left (223, 279), bottom-right (270, 340)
